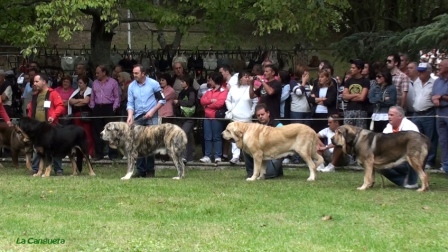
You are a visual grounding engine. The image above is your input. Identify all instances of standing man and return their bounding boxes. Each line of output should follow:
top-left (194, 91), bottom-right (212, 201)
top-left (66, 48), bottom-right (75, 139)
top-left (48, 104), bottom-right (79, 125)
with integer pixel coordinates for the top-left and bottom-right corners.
top-left (89, 65), bottom-right (121, 161)
top-left (412, 63), bottom-right (437, 169)
top-left (0, 70), bottom-right (13, 117)
top-left (399, 53), bottom-right (410, 74)
top-left (432, 59), bottom-right (448, 174)
top-left (342, 59), bottom-right (370, 129)
top-left (28, 73), bottom-right (66, 175)
top-left (172, 62), bottom-right (200, 96)
top-left (72, 63), bottom-right (93, 88)
top-left (386, 53), bottom-right (410, 111)
top-left (127, 64), bottom-right (166, 178)
top-left (249, 64), bottom-right (282, 119)
top-left (219, 64), bottom-right (239, 90)
top-left (405, 62), bottom-right (419, 115)
top-left (22, 68), bottom-right (38, 116)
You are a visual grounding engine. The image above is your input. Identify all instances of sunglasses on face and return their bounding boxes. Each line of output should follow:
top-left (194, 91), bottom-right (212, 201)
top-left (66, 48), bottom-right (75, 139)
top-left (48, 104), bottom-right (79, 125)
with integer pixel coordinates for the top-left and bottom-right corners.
top-left (376, 75), bottom-right (383, 78)
top-left (386, 60), bottom-right (392, 63)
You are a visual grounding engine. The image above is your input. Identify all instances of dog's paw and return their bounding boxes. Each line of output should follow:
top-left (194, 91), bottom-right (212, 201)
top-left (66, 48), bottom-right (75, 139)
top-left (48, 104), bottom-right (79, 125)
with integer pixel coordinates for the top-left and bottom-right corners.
top-left (357, 186), bottom-right (367, 190)
top-left (246, 177), bottom-right (256, 181)
top-left (307, 177), bottom-right (315, 181)
top-left (89, 173), bottom-right (96, 176)
top-left (417, 187), bottom-right (427, 192)
top-left (121, 176), bottom-right (131, 180)
top-left (32, 173), bottom-right (40, 177)
top-left (172, 176), bottom-right (182, 180)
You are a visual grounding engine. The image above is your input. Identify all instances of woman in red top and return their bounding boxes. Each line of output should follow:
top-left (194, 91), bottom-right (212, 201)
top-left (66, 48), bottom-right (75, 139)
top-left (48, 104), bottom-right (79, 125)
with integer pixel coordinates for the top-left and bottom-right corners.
top-left (199, 72), bottom-right (228, 163)
top-left (0, 98), bottom-right (12, 126)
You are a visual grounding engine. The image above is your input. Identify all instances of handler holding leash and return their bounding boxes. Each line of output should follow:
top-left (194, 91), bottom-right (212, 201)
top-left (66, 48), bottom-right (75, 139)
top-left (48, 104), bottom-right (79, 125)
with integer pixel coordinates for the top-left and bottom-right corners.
top-left (126, 64), bottom-right (166, 178)
top-left (379, 106), bottom-right (420, 189)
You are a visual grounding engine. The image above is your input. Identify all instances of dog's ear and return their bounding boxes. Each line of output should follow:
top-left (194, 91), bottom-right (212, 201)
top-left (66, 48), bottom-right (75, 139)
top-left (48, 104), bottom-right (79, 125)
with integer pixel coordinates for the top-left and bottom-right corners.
top-left (342, 126), bottom-right (356, 144)
top-left (234, 129), bottom-right (243, 140)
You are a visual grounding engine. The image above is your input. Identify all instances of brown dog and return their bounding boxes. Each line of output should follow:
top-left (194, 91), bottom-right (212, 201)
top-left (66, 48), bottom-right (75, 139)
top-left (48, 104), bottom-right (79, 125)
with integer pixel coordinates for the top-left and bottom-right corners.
top-left (222, 121), bottom-right (324, 181)
top-left (331, 125), bottom-right (430, 192)
top-left (0, 123), bottom-right (32, 170)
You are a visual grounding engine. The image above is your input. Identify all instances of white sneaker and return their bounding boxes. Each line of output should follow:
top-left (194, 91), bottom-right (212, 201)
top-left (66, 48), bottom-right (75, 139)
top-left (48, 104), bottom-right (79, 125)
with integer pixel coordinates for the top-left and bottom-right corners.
top-left (321, 163), bottom-right (335, 172)
top-left (316, 163), bottom-right (325, 171)
top-left (215, 158), bottom-right (222, 163)
top-left (200, 156), bottom-right (211, 163)
top-left (282, 158), bottom-right (291, 164)
top-left (229, 158), bottom-right (239, 164)
top-left (122, 156), bottom-right (127, 160)
top-left (404, 183), bottom-right (419, 189)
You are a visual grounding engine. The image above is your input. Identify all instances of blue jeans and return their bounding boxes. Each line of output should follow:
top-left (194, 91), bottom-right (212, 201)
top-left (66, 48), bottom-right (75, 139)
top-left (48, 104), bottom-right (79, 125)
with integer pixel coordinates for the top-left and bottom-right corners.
top-left (413, 109), bottom-right (438, 167)
top-left (32, 152), bottom-right (63, 173)
top-left (290, 111), bottom-right (311, 125)
top-left (436, 115), bottom-right (448, 173)
top-left (377, 162), bottom-right (417, 187)
top-left (243, 151), bottom-right (283, 178)
top-left (203, 119), bottom-right (224, 159)
top-left (134, 116), bottom-right (158, 173)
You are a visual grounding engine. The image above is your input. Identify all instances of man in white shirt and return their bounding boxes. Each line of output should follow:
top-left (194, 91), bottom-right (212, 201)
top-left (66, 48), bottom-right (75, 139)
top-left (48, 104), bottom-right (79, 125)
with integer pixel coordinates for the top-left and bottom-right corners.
top-left (316, 114), bottom-right (348, 172)
top-left (412, 63), bottom-right (437, 169)
top-left (219, 64), bottom-right (238, 89)
top-left (379, 106), bottom-right (420, 189)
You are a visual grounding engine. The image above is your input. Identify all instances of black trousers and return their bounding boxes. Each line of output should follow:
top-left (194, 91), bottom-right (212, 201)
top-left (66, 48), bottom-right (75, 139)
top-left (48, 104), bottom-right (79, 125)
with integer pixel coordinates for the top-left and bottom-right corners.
top-left (91, 104), bottom-right (119, 159)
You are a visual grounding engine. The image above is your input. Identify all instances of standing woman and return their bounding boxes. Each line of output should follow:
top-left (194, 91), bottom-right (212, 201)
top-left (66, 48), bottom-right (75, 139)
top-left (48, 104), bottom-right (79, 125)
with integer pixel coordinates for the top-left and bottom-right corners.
top-left (368, 70), bottom-right (397, 132)
top-left (309, 69), bottom-right (338, 133)
top-left (158, 73), bottom-right (176, 118)
top-left (68, 75), bottom-right (95, 157)
top-left (225, 70), bottom-right (258, 164)
top-left (200, 72), bottom-right (228, 163)
top-left (173, 75), bottom-right (196, 162)
top-left (290, 64), bottom-right (312, 124)
top-left (55, 75), bottom-right (75, 116)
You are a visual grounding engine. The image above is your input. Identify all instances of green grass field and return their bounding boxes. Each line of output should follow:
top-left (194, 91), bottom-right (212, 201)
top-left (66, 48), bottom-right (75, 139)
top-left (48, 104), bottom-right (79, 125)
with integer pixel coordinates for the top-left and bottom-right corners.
top-left (0, 163), bottom-right (447, 252)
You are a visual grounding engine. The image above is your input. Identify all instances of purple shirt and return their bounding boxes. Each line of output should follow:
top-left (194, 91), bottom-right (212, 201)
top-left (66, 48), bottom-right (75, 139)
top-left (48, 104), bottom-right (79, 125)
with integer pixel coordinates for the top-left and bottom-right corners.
top-left (89, 77), bottom-right (120, 110)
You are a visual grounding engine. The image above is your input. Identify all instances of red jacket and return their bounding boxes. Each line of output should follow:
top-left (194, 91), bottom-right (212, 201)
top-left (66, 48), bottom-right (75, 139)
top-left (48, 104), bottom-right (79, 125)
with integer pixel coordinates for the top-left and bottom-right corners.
top-left (200, 87), bottom-right (228, 118)
top-left (28, 88), bottom-right (66, 125)
top-left (0, 100), bottom-right (10, 123)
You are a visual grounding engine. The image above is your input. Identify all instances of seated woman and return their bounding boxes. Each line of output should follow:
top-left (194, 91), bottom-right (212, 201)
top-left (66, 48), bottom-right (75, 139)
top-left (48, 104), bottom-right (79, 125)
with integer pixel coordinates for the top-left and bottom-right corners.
top-left (68, 75), bottom-right (95, 157)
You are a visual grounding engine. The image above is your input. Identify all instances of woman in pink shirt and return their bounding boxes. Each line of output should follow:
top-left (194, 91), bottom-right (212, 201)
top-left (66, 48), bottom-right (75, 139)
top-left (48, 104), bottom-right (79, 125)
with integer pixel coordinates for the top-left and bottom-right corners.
top-left (158, 73), bottom-right (175, 117)
top-left (55, 75), bottom-right (75, 115)
top-left (199, 72), bottom-right (228, 163)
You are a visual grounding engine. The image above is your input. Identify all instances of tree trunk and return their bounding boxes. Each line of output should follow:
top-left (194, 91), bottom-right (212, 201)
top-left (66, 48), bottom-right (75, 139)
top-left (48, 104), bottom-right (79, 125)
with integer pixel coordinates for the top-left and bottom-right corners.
top-left (156, 28), bottom-right (184, 52)
top-left (90, 14), bottom-right (114, 70)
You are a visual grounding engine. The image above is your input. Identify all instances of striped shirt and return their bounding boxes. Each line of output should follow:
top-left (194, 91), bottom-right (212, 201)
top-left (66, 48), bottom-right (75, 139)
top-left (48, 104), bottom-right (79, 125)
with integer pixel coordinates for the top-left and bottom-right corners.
top-left (89, 77), bottom-right (120, 110)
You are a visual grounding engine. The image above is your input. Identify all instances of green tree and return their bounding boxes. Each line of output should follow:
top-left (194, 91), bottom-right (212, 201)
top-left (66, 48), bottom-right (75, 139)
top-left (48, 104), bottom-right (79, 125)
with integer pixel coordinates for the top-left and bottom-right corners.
top-left (5, 0), bottom-right (350, 68)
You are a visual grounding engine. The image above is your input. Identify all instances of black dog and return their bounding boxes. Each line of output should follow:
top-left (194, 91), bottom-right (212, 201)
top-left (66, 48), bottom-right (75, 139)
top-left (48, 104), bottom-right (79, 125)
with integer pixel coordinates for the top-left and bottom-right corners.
top-left (18, 117), bottom-right (95, 177)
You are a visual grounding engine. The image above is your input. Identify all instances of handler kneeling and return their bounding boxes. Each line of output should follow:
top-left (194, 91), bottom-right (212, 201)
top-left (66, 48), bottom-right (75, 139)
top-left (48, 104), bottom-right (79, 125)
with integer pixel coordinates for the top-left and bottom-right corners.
top-left (379, 106), bottom-right (421, 189)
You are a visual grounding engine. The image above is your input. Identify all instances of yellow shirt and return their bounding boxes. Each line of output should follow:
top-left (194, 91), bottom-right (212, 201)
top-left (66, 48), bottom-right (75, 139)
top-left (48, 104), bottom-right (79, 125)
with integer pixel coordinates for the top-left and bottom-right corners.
top-left (35, 91), bottom-right (47, 122)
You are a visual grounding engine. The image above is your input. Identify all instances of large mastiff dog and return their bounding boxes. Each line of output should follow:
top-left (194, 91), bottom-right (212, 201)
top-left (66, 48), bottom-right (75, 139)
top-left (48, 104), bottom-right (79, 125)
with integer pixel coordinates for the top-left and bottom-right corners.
top-left (18, 117), bottom-right (95, 177)
top-left (100, 122), bottom-right (187, 180)
top-left (222, 121), bottom-right (324, 181)
top-left (332, 125), bottom-right (430, 191)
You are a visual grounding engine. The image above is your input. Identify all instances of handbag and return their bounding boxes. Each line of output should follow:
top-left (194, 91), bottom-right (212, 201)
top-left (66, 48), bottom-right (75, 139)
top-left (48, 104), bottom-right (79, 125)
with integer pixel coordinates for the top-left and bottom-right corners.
top-left (215, 107), bottom-right (227, 118)
top-left (80, 111), bottom-right (91, 122)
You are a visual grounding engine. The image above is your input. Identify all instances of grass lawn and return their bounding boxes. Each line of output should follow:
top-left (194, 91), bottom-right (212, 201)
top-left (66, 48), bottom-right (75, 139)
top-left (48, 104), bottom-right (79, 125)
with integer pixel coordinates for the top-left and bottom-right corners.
top-left (0, 163), bottom-right (447, 252)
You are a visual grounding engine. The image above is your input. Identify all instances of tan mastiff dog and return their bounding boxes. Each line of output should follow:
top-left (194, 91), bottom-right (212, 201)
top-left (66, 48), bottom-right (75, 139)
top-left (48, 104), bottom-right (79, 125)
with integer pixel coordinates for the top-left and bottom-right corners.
top-left (331, 125), bottom-right (430, 191)
top-left (222, 121), bottom-right (324, 181)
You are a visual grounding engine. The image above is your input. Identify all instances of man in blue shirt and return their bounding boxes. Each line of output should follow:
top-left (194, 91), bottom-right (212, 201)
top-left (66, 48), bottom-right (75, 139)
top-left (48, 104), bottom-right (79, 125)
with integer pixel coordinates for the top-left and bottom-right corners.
top-left (432, 59), bottom-right (448, 174)
top-left (127, 64), bottom-right (166, 178)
